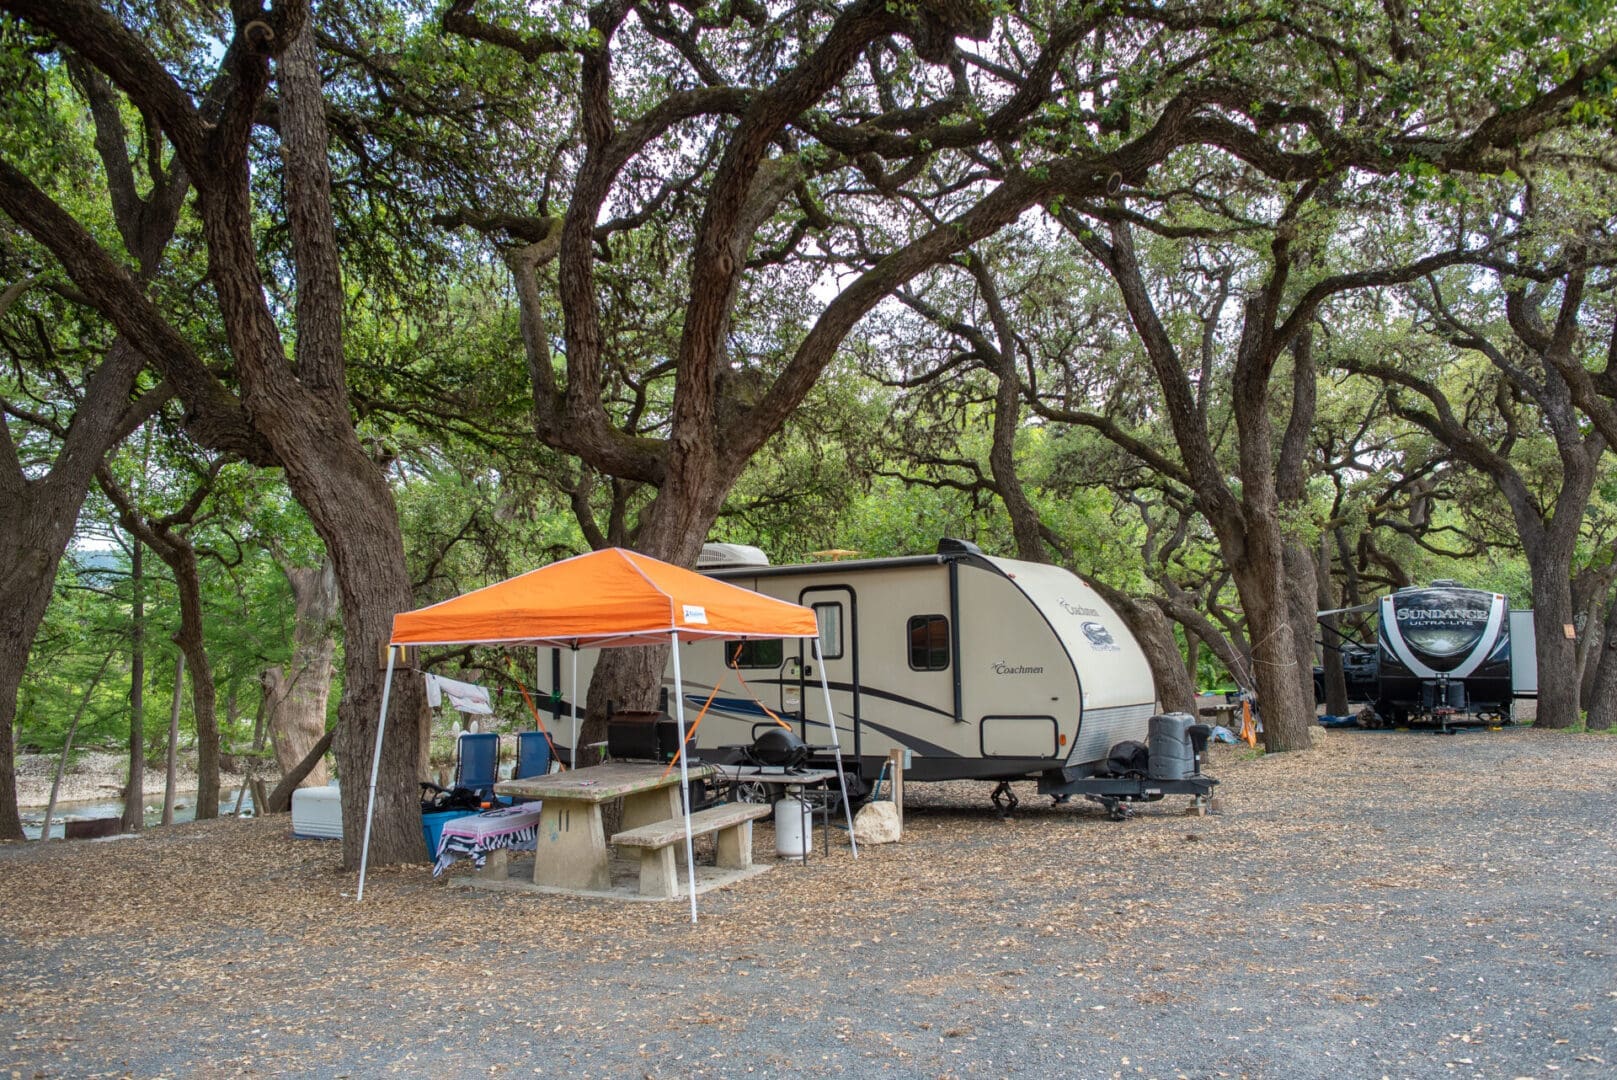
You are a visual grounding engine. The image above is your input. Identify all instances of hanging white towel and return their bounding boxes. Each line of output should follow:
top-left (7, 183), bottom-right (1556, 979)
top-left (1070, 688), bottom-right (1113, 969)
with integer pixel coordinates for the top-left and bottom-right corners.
top-left (423, 673), bottom-right (493, 715)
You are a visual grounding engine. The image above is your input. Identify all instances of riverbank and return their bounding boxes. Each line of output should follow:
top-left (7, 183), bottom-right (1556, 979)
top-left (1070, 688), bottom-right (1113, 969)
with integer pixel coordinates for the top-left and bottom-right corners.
top-left (12, 750), bottom-right (253, 808)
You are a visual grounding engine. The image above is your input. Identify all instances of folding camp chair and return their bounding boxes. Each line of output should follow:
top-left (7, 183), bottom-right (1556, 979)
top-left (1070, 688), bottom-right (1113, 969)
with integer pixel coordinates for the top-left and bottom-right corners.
top-left (509, 731), bottom-right (553, 803)
top-left (454, 732), bottom-right (501, 800)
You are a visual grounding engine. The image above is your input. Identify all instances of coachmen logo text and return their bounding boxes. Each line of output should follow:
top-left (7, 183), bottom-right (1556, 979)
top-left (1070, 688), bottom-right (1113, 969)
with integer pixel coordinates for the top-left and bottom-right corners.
top-left (1058, 598), bottom-right (1101, 618)
top-left (993, 661), bottom-right (1045, 675)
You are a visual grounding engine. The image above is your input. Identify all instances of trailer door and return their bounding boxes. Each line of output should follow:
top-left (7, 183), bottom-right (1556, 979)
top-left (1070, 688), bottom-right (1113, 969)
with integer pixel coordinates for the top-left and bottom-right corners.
top-left (798, 586), bottom-right (858, 757)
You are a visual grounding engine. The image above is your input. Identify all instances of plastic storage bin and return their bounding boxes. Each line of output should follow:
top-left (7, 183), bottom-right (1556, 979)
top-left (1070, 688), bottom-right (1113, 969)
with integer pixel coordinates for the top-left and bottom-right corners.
top-left (422, 809), bottom-right (479, 861)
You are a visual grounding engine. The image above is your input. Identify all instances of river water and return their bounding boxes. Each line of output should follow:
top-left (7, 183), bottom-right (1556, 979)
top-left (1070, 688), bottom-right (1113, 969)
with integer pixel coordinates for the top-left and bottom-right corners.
top-left (19, 790), bottom-right (257, 841)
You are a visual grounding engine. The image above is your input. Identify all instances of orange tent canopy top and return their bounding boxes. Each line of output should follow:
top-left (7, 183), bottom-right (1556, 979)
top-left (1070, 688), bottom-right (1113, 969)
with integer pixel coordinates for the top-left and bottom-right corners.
top-left (389, 547), bottom-right (820, 649)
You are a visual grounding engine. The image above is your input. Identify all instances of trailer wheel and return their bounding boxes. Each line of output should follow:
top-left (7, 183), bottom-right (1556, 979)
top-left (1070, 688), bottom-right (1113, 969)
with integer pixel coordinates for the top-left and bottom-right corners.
top-left (732, 780), bottom-right (772, 805)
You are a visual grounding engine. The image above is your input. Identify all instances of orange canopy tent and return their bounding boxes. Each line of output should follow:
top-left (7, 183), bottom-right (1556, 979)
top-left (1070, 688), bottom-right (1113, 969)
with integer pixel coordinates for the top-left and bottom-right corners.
top-left (387, 547), bottom-right (821, 648)
top-left (357, 548), bottom-right (856, 919)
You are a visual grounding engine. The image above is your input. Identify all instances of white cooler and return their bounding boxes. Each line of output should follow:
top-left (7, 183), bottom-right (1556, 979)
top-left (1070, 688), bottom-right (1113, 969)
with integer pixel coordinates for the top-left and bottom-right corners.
top-left (291, 784), bottom-right (343, 840)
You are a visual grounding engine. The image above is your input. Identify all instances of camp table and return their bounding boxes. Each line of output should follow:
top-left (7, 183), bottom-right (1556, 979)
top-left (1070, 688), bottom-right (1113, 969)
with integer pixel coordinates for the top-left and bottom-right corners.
top-left (495, 761), bottom-right (715, 892)
top-left (716, 765), bottom-right (840, 860)
top-left (431, 803), bottom-right (543, 879)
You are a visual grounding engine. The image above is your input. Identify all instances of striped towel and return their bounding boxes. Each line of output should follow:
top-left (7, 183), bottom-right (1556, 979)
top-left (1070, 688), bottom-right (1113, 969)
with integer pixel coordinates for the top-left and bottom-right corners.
top-left (433, 804), bottom-right (542, 876)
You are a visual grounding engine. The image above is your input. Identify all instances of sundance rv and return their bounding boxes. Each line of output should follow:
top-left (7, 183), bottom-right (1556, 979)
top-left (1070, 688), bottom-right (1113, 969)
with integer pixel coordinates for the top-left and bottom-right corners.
top-left (1371, 582), bottom-right (1515, 728)
top-left (544, 540), bottom-right (1161, 798)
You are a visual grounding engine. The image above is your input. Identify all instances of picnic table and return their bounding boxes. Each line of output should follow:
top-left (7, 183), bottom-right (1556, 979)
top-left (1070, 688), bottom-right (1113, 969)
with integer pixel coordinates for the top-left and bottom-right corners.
top-left (495, 762), bottom-right (715, 892)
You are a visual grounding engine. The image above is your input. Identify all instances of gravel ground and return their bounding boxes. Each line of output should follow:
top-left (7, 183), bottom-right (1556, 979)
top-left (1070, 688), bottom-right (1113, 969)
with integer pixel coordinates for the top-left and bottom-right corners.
top-left (1, 726), bottom-right (1613, 1080)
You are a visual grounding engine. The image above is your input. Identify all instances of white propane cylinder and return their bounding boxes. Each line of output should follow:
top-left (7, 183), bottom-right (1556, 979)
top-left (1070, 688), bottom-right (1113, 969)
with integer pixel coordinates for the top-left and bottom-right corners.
top-left (774, 794), bottom-right (812, 860)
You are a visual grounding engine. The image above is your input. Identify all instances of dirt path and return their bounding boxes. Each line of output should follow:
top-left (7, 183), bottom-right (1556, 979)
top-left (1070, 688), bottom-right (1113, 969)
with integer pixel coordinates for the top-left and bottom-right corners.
top-left (1, 727), bottom-right (1613, 1079)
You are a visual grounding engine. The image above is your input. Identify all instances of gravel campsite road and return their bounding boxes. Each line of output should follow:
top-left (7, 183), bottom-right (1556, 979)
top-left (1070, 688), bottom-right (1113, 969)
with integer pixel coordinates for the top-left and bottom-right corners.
top-left (2, 727), bottom-right (1614, 1080)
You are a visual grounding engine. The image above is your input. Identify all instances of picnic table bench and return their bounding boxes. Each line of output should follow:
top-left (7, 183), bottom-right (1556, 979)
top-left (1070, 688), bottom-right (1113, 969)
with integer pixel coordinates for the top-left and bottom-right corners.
top-left (495, 761), bottom-right (714, 893)
top-left (611, 801), bottom-right (772, 898)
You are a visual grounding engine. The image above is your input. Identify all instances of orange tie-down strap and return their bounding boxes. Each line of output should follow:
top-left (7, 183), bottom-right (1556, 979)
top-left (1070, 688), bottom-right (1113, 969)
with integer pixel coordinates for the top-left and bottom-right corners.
top-left (504, 657), bottom-right (567, 771)
top-left (660, 675), bottom-right (727, 780)
top-left (660, 643), bottom-right (795, 779)
top-left (727, 642), bottom-right (793, 731)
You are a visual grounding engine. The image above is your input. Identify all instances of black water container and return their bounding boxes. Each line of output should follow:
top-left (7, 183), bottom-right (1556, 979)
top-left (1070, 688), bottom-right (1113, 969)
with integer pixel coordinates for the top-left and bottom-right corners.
top-left (1146, 712), bottom-right (1196, 781)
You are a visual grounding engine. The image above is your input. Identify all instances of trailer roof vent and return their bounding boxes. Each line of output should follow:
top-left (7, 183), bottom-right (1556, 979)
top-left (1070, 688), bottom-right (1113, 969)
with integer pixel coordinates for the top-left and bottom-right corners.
top-left (937, 537), bottom-right (983, 556)
top-left (698, 542), bottom-right (770, 569)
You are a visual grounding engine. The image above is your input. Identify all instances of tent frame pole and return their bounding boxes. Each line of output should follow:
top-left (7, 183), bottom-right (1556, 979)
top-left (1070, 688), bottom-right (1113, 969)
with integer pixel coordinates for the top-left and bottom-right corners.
top-left (569, 646), bottom-right (579, 768)
top-left (813, 639), bottom-right (859, 858)
top-left (356, 646), bottom-right (399, 902)
top-left (670, 633), bottom-right (700, 922)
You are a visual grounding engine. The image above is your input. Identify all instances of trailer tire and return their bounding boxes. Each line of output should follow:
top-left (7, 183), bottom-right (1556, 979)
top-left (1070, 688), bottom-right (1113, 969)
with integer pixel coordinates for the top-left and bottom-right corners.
top-left (732, 780), bottom-right (772, 805)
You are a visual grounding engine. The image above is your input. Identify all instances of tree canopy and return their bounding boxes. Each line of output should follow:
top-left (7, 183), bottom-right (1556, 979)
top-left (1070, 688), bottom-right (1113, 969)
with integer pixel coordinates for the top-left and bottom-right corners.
top-left (1, 0), bottom-right (1614, 844)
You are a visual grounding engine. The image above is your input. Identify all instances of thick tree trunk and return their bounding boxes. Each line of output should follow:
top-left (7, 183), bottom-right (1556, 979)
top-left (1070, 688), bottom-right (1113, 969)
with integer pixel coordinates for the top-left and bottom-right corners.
top-left (287, 463), bottom-right (425, 870)
top-left (1583, 596), bottom-right (1617, 731)
top-left (1527, 552), bottom-right (1582, 729)
top-left (581, 474), bottom-right (728, 744)
top-left (1229, 538), bottom-right (1317, 752)
top-left (1573, 568), bottom-right (1616, 706)
top-left (263, 560), bottom-right (338, 788)
top-left (1283, 539), bottom-right (1321, 711)
top-left (0, 629), bottom-right (36, 840)
top-left (0, 505), bottom-right (80, 839)
top-left (121, 540), bottom-right (146, 832)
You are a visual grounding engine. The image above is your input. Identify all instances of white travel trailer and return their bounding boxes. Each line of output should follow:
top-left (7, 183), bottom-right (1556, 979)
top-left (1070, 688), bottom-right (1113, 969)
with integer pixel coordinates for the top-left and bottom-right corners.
top-left (540, 539), bottom-right (1160, 791)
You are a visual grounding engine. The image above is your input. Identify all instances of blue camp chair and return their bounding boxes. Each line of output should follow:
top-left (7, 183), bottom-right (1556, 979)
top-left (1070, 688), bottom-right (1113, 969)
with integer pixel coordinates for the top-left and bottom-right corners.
top-left (454, 732), bottom-right (500, 799)
top-left (514, 731), bottom-right (553, 780)
top-left (507, 731), bottom-right (553, 804)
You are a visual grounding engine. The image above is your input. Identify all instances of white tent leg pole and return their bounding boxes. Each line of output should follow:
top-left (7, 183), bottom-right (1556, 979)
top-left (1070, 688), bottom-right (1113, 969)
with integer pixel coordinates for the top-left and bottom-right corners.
top-left (670, 633), bottom-right (699, 924)
top-left (570, 647), bottom-right (579, 769)
top-left (814, 640), bottom-right (858, 858)
top-left (356, 648), bottom-right (399, 902)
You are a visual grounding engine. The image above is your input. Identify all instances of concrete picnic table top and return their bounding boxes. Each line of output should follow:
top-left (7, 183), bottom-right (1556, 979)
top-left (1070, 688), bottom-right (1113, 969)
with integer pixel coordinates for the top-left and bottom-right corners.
top-left (495, 761), bottom-right (715, 804)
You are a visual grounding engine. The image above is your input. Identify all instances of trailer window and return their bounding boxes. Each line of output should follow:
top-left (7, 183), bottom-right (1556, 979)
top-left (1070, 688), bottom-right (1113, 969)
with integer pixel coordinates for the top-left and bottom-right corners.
top-left (812, 602), bottom-right (844, 659)
top-left (724, 639), bottom-right (783, 669)
top-left (908, 615), bottom-right (950, 671)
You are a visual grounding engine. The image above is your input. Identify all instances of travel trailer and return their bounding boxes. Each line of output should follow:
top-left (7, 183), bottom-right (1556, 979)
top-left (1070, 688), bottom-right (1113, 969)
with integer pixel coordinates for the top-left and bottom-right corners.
top-left (541, 540), bottom-right (1160, 792)
top-left (1370, 582), bottom-right (1516, 727)
top-left (1321, 582), bottom-right (1527, 728)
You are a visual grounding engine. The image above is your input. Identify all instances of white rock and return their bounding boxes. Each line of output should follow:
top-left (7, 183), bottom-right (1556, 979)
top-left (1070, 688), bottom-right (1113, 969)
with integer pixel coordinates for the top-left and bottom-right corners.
top-left (853, 800), bottom-right (902, 844)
